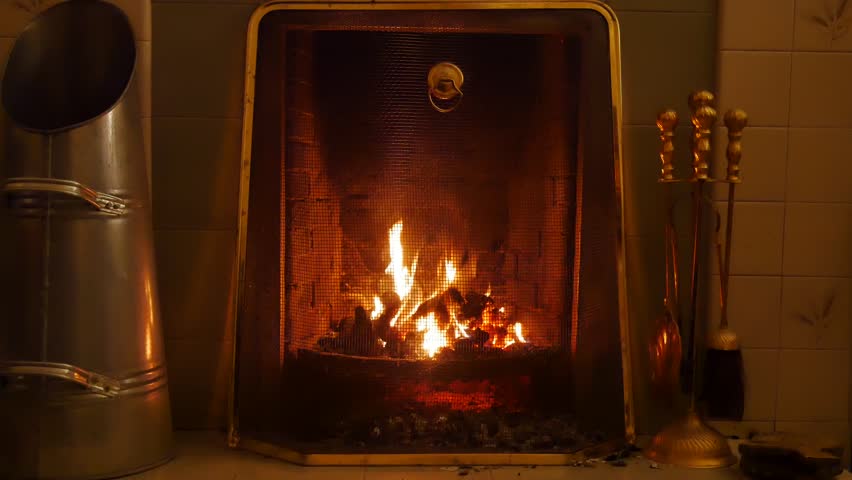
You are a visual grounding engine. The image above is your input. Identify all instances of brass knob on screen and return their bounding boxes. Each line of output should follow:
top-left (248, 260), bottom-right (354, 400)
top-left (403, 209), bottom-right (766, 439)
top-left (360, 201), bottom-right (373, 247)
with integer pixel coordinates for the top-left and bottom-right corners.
top-left (657, 110), bottom-right (678, 182)
top-left (723, 109), bottom-right (748, 183)
top-left (689, 91), bottom-right (716, 181)
top-left (427, 62), bottom-right (464, 113)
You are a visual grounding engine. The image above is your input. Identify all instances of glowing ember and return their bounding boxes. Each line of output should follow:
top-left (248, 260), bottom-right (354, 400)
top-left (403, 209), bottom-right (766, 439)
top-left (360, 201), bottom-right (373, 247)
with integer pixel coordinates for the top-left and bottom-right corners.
top-left (417, 312), bottom-right (447, 358)
top-left (371, 296), bottom-right (384, 320)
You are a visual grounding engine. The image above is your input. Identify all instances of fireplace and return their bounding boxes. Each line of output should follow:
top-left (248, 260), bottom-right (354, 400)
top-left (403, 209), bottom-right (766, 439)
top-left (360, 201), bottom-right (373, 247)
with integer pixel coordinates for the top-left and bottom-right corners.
top-left (229, 2), bottom-right (631, 465)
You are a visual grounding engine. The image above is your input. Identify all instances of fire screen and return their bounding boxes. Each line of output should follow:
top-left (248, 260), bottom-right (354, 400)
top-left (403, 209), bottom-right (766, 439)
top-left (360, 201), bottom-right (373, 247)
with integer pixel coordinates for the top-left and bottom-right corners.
top-left (231, 2), bottom-right (631, 465)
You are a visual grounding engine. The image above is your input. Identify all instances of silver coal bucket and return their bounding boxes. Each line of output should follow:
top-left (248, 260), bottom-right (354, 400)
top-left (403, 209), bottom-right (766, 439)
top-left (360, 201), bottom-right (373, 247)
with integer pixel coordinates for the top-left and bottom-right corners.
top-left (0, 1), bottom-right (173, 478)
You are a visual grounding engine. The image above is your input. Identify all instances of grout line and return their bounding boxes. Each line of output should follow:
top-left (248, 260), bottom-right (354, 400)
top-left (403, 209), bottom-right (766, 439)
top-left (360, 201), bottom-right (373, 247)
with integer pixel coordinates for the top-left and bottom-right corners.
top-left (773, 11), bottom-right (798, 433)
top-left (780, 201), bottom-right (852, 206)
top-left (790, 0), bottom-right (799, 50)
top-left (788, 125), bottom-right (852, 129)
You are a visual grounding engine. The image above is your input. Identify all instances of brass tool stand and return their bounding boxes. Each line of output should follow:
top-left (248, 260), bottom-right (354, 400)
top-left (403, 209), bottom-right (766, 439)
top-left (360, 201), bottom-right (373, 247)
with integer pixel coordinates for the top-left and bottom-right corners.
top-left (644, 91), bottom-right (747, 468)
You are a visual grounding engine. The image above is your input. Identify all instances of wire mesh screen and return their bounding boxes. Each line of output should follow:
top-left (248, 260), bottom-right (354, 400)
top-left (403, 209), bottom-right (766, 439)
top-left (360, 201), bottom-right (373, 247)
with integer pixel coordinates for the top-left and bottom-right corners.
top-left (285, 30), bottom-right (575, 359)
top-left (236, 7), bottom-right (627, 456)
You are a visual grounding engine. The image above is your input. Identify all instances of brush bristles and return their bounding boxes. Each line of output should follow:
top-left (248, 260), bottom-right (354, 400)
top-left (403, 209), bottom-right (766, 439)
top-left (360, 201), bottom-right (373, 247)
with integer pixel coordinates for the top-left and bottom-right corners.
top-left (702, 348), bottom-right (744, 420)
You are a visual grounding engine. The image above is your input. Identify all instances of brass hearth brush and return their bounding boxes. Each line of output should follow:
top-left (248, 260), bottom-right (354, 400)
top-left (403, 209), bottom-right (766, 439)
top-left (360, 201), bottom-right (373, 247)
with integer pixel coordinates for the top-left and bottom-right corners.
top-left (702, 109), bottom-right (747, 420)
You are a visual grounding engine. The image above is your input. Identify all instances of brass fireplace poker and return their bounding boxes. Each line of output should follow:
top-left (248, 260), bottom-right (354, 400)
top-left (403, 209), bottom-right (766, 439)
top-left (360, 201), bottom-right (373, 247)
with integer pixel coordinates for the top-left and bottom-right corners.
top-left (644, 91), bottom-right (748, 468)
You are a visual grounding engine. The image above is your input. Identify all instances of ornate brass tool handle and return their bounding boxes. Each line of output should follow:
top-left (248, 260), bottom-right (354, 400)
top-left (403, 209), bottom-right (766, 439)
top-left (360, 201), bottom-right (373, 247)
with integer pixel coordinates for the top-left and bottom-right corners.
top-left (0, 361), bottom-right (121, 397)
top-left (2, 177), bottom-right (127, 215)
top-left (427, 62), bottom-right (464, 113)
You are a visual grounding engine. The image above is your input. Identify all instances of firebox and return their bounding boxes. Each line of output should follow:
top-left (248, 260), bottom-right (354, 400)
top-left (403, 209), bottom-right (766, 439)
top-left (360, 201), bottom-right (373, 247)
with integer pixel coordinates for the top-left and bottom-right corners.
top-left (229, 1), bottom-right (631, 465)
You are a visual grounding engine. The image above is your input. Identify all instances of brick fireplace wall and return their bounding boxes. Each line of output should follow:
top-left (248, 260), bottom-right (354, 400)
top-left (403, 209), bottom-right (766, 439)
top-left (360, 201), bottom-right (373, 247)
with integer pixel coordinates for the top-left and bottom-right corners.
top-left (0, 0), bottom-right (723, 433)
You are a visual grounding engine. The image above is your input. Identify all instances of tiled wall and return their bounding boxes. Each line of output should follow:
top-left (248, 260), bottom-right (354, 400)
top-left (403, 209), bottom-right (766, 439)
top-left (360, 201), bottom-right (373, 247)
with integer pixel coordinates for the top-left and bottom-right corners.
top-left (707, 0), bottom-right (852, 445)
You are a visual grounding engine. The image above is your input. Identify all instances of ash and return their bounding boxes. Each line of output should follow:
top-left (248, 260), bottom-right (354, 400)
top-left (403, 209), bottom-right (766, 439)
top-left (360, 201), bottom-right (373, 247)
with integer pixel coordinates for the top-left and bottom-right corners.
top-left (333, 411), bottom-right (604, 452)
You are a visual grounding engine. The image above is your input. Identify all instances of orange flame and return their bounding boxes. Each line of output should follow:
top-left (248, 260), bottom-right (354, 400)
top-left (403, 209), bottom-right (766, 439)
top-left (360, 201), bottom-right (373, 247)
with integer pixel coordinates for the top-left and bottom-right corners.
top-left (386, 221), bottom-right (417, 301)
top-left (445, 259), bottom-right (456, 285)
top-left (417, 312), bottom-right (447, 358)
top-left (514, 322), bottom-right (526, 343)
top-left (371, 296), bottom-right (384, 320)
top-left (371, 220), bottom-right (531, 359)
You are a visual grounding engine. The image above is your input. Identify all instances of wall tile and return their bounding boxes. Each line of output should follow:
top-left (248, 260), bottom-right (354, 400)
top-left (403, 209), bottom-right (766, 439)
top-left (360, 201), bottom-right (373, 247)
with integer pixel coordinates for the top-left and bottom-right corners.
top-left (719, 0), bottom-right (794, 51)
top-left (718, 51), bottom-right (792, 127)
top-left (622, 125), bottom-right (694, 236)
top-left (711, 127), bottom-right (788, 202)
top-left (708, 420), bottom-right (775, 439)
top-left (711, 202), bottom-right (785, 276)
top-left (777, 349), bottom-right (849, 421)
top-left (152, 2), bottom-right (254, 118)
top-left (781, 277), bottom-right (850, 349)
top-left (742, 348), bottom-right (779, 421)
top-left (783, 203), bottom-right (852, 277)
top-left (775, 421), bottom-right (850, 446)
top-left (151, 117), bottom-right (241, 229)
top-left (618, 11), bottom-right (715, 125)
top-left (787, 128), bottom-right (852, 203)
top-left (790, 52), bottom-right (852, 127)
top-left (706, 275), bottom-right (782, 349)
top-left (625, 234), bottom-right (663, 435)
top-left (154, 229), bottom-right (237, 342)
top-left (794, 0), bottom-right (852, 52)
top-left (137, 40), bottom-right (152, 118)
top-left (165, 338), bottom-right (233, 429)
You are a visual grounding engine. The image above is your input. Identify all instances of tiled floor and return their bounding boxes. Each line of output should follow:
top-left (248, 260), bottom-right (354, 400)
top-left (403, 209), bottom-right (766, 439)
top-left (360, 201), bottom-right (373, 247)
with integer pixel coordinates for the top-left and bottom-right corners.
top-left (124, 431), bottom-right (852, 480)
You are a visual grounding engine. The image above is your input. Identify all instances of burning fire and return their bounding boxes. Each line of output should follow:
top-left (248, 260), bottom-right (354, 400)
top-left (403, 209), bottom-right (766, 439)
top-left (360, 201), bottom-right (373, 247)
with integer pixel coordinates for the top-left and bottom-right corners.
top-left (370, 296), bottom-right (383, 320)
top-left (386, 221), bottom-right (417, 303)
top-left (514, 322), bottom-right (526, 343)
top-left (417, 313), bottom-right (447, 358)
top-left (363, 220), bottom-right (528, 359)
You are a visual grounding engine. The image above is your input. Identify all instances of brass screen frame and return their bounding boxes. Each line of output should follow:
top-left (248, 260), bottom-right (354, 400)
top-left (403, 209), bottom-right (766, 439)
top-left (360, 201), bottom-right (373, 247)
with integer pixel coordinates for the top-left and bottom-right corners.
top-left (228, 0), bottom-right (632, 465)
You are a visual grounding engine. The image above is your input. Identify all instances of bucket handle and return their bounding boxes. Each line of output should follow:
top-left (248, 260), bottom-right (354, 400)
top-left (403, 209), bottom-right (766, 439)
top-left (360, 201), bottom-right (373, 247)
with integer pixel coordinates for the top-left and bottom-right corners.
top-left (0, 361), bottom-right (120, 397)
top-left (2, 177), bottom-right (127, 215)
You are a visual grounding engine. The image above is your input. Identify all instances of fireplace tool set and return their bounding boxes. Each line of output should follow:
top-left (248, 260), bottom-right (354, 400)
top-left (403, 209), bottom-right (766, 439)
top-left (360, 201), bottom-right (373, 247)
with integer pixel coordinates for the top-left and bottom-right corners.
top-left (645, 91), bottom-right (748, 468)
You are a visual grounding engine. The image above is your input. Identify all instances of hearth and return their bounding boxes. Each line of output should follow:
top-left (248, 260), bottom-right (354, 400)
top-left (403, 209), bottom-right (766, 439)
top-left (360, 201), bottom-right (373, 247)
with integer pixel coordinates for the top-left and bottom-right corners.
top-left (229, 2), bottom-right (630, 465)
